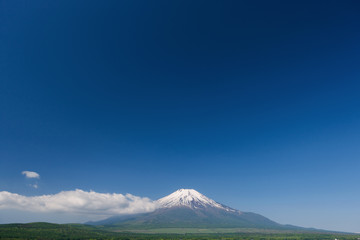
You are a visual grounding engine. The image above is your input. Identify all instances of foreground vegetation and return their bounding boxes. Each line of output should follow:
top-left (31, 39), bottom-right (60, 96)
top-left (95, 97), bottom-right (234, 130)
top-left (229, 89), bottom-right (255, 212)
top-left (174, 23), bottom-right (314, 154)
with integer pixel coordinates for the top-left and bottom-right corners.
top-left (0, 222), bottom-right (359, 240)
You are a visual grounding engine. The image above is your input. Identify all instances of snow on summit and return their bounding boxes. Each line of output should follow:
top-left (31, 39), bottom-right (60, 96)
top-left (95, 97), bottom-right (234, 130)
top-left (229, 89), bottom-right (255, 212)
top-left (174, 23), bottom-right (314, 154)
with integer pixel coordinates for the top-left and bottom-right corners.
top-left (157, 189), bottom-right (237, 212)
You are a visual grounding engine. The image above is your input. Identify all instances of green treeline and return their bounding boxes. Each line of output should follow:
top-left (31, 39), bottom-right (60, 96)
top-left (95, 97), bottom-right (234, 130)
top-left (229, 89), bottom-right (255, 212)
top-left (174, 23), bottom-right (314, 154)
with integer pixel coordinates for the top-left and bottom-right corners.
top-left (0, 223), bottom-right (359, 240)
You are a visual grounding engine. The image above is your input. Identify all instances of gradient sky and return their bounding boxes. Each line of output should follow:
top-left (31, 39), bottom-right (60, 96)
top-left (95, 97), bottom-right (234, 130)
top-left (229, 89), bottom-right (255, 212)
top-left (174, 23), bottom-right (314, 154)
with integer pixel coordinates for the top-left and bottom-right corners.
top-left (1, 0), bottom-right (360, 233)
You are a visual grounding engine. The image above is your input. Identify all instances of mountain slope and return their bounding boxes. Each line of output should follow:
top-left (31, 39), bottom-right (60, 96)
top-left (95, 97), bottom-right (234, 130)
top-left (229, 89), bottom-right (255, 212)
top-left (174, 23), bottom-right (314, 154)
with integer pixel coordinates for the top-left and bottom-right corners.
top-left (91, 189), bottom-right (300, 230)
top-left (107, 206), bottom-right (283, 229)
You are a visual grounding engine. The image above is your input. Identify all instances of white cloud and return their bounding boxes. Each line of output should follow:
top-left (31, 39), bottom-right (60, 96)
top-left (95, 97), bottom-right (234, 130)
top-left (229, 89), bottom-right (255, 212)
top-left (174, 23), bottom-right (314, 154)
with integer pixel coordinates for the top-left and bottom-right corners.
top-left (0, 189), bottom-right (158, 217)
top-left (29, 184), bottom-right (38, 189)
top-left (22, 171), bottom-right (40, 179)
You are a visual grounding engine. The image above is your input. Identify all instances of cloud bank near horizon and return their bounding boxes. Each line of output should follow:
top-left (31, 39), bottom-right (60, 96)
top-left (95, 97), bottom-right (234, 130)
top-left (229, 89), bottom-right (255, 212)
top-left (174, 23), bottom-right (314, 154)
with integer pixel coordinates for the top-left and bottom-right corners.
top-left (0, 189), bottom-right (158, 217)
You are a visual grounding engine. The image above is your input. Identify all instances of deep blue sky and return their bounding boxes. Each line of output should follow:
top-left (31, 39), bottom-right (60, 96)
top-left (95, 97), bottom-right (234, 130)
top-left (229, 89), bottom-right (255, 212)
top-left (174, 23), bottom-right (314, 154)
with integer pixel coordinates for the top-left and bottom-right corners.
top-left (1, 0), bottom-right (360, 232)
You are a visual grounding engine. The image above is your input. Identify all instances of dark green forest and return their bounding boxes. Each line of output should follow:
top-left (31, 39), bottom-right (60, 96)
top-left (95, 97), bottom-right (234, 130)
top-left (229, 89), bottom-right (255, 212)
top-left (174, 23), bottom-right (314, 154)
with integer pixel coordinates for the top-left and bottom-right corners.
top-left (0, 223), bottom-right (359, 240)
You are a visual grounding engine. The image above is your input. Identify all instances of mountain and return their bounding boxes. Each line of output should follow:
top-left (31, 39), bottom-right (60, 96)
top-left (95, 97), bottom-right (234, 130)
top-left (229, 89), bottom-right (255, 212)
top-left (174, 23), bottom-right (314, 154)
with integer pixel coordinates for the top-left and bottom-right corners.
top-left (90, 189), bottom-right (305, 231)
top-left (157, 189), bottom-right (236, 211)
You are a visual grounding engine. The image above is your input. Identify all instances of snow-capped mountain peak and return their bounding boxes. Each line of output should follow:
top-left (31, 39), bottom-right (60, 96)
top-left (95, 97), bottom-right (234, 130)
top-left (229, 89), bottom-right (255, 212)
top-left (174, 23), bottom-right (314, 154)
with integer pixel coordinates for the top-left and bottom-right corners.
top-left (157, 189), bottom-right (237, 212)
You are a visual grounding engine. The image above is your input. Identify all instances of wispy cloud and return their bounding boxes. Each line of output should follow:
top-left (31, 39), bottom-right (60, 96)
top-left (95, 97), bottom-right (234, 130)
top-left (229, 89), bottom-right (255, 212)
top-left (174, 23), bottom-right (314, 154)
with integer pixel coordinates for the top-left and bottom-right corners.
top-left (0, 189), bottom-right (158, 216)
top-left (21, 171), bottom-right (40, 179)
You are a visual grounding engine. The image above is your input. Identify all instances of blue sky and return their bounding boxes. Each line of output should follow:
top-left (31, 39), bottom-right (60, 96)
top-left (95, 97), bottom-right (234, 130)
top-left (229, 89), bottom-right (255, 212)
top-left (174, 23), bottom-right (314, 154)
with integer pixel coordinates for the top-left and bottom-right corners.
top-left (1, 0), bottom-right (360, 232)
